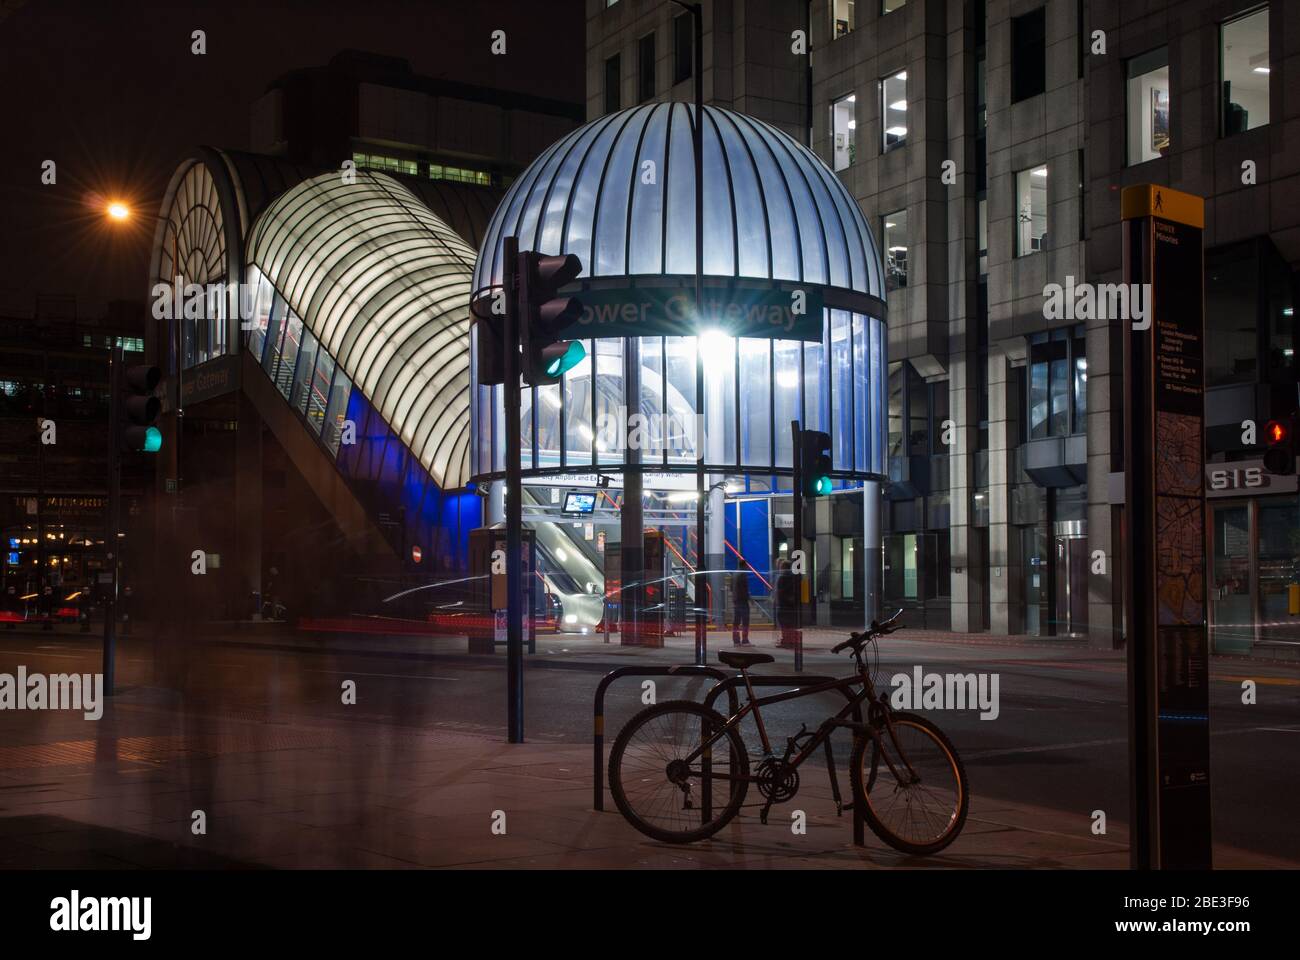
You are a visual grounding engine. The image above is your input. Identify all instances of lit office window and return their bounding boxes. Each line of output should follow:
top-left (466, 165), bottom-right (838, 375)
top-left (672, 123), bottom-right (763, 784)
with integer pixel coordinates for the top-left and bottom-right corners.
top-left (605, 54), bottom-right (621, 113)
top-left (830, 94), bottom-right (856, 170)
top-left (673, 14), bottom-right (693, 85)
top-left (428, 164), bottom-right (492, 186)
top-left (883, 211), bottom-right (908, 291)
top-left (1221, 7), bottom-right (1269, 135)
top-left (1126, 47), bottom-right (1170, 165)
top-left (832, 0), bottom-right (855, 37)
top-left (1015, 165), bottom-right (1048, 257)
top-left (638, 32), bottom-right (656, 102)
top-left (880, 71), bottom-right (907, 152)
top-left (882, 0), bottom-right (906, 13)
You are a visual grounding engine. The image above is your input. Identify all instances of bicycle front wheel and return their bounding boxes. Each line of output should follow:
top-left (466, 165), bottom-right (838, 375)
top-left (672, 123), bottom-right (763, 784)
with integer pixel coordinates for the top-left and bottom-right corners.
top-left (850, 712), bottom-right (968, 855)
top-left (608, 700), bottom-right (750, 844)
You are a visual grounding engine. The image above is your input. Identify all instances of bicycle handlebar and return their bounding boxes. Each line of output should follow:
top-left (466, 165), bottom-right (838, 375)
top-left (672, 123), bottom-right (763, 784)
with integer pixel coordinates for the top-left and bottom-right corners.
top-left (832, 608), bottom-right (904, 654)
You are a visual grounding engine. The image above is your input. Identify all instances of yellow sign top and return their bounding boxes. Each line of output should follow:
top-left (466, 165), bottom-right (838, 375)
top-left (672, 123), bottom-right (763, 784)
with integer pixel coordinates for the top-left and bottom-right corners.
top-left (1121, 184), bottom-right (1205, 229)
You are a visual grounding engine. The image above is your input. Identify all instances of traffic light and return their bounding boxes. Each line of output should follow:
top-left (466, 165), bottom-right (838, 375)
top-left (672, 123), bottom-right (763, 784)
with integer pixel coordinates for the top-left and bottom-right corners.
top-left (122, 365), bottom-right (162, 453)
top-left (799, 429), bottom-right (833, 497)
top-left (518, 252), bottom-right (586, 385)
top-left (472, 294), bottom-right (505, 386)
top-left (1262, 415), bottom-right (1295, 476)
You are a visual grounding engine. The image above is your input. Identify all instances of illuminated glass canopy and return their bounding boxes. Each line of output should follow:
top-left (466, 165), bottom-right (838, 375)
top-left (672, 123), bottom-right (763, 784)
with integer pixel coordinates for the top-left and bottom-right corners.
top-left (246, 171), bottom-right (478, 490)
top-left (472, 103), bottom-right (885, 300)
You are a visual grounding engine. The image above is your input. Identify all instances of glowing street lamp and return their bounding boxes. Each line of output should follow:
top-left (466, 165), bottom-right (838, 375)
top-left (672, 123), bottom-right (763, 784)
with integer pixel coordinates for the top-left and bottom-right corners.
top-left (106, 201), bottom-right (130, 222)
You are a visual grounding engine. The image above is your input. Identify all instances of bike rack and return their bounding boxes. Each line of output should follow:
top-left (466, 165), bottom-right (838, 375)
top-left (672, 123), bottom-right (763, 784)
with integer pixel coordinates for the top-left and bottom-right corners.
top-left (593, 665), bottom-right (734, 812)
top-left (702, 674), bottom-right (867, 847)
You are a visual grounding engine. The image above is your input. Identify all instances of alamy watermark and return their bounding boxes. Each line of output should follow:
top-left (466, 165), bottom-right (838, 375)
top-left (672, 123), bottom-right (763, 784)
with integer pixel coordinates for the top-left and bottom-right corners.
top-left (890, 666), bottom-right (1000, 720)
top-left (0, 667), bottom-right (103, 720)
top-left (1042, 275), bottom-right (1153, 329)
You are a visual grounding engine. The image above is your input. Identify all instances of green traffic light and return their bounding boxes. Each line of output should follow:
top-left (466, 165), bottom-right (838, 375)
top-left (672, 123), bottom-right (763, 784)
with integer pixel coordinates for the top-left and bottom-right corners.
top-left (544, 341), bottom-right (587, 378)
top-left (814, 475), bottom-right (832, 495)
top-left (144, 426), bottom-right (163, 453)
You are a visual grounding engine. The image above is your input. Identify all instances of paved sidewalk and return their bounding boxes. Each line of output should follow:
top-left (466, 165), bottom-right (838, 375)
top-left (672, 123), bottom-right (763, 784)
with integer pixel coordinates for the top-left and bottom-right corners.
top-left (0, 685), bottom-right (1292, 869)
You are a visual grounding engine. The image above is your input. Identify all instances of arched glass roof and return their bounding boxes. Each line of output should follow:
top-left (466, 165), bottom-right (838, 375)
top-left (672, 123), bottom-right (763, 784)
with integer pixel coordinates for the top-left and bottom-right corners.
top-left (246, 171), bottom-right (477, 490)
top-left (472, 102), bottom-right (883, 299)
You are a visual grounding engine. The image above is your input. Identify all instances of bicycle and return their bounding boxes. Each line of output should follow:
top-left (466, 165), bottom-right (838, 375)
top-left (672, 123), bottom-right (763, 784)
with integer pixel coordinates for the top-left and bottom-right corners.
top-left (607, 610), bottom-right (969, 855)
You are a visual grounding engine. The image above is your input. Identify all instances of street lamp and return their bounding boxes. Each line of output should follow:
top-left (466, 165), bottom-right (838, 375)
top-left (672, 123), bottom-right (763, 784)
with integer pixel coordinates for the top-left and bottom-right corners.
top-left (106, 201), bottom-right (130, 222)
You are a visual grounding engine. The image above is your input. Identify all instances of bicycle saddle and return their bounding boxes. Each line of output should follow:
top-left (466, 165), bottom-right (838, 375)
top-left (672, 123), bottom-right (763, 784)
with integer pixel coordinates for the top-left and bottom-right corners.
top-left (718, 650), bottom-right (774, 669)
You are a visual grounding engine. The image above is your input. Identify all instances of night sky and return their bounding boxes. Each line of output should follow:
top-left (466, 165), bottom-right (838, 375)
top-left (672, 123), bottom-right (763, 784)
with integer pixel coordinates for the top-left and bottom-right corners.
top-left (0, 0), bottom-right (586, 320)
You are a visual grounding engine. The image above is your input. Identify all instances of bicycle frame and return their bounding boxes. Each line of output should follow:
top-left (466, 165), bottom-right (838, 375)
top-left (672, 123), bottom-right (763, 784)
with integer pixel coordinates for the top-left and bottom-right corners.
top-left (681, 656), bottom-right (917, 791)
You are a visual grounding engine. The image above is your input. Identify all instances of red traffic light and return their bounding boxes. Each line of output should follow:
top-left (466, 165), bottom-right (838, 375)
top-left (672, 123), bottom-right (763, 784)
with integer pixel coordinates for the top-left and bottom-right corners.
top-left (1263, 419), bottom-right (1288, 445)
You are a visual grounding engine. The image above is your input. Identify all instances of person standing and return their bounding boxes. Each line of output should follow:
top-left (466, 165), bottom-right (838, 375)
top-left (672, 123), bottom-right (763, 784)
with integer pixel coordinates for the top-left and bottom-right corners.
top-left (774, 559), bottom-right (798, 648)
top-left (731, 569), bottom-right (751, 645)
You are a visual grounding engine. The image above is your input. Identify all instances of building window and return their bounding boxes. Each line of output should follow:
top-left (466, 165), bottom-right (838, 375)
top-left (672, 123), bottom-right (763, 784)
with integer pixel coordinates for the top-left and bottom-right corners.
top-left (1027, 328), bottom-right (1085, 439)
top-left (883, 211), bottom-right (908, 291)
top-left (1011, 7), bottom-right (1047, 102)
top-left (638, 32), bottom-right (656, 102)
top-left (604, 53), bottom-right (621, 113)
top-left (882, 0), bottom-right (906, 13)
top-left (1015, 165), bottom-right (1047, 256)
top-left (1221, 6), bottom-right (1269, 136)
top-left (1126, 47), bottom-right (1170, 165)
top-left (428, 164), bottom-right (491, 186)
top-left (352, 152), bottom-right (418, 176)
top-left (832, 0), bottom-right (856, 37)
top-left (830, 93), bottom-right (856, 170)
top-left (880, 71), bottom-right (907, 152)
top-left (673, 13), bottom-right (693, 86)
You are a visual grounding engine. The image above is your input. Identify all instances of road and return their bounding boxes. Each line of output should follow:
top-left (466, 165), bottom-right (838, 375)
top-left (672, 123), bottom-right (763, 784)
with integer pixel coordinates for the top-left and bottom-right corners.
top-left (0, 626), bottom-right (1296, 863)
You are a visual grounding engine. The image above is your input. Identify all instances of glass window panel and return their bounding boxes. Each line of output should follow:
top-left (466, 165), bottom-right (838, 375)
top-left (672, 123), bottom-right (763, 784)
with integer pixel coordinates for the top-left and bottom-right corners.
top-left (883, 210), bottom-right (908, 291)
top-left (804, 333), bottom-right (826, 437)
top-left (638, 32), bottom-right (656, 103)
top-left (830, 312), bottom-right (852, 468)
top-left (703, 333), bottom-right (736, 465)
top-left (882, 0), bottom-right (906, 13)
top-left (246, 271), bottom-right (274, 361)
top-left (1015, 165), bottom-right (1048, 256)
top-left (673, 14), bottom-right (693, 85)
top-left (872, 317), bottom-right (886, 473)
top-left (565, 342), bottom-right (594, 466)
top-left (664, 335), bottom-right (697, 464)
top-left (1050, 357), bottom-right (1069, 436)
top-left (908, 363), bottom-right (927, 456)
top-left (1126, 47), bottom-right (1170, 165)
top-left (1011, 7), bottom-right (1047, 103)
top-left (831, 93), bottom-right (856, 171)
top-left (290, 328), bottom-right (318, 415)
top-left (595, 338), bottom-right (624, 465)
top-left (832, 0), bottom-right (856, 37)
top-left (628, 106), bottom-right (669, 275)
top-left (261, 292), bottom-right (286, 377)
top-left (593, 109), bottom-right (647, 275)
top-left (773, 338), bottom-right (801, 468)
top-left (739, 337), bottom-right (771, 467)
top-left (274, 310), bottom-right (302, 399)
top-left (333, 381), bottom-right (362, 471)
top-left (307, 349), bottom-right (333, 436)
top-left (852, 316), bottom-right (868, 472)
top-left (712, 112), bottom-right (765, 277)
top-left (664, 105), bottom-right (697, 274)
top-left (1221, 9), bottom-right (1269, 136)
top-left (536, 383), bottom-right (562, 470)
top-left (605, 54), bottom-right (620, 114)
top-left (640, 336), bottom-right (665, 460)
top-left (887, 361), bottom-right (904, 461)
top-left (1072, 339), bottom-right (1087, 434)
top-left (880, 72), bottom-right (907, 151)
top-left (1029, 360), bottom-right (1049, 439)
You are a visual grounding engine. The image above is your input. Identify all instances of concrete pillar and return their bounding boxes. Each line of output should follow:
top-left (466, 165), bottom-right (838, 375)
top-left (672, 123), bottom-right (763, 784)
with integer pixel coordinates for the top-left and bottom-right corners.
top-left (705, 353), bottom-right (727, 624)
top-left (1086, 305), bottom-right (1120, 649)
top-left (988, 350), bottom-right (1023, 635)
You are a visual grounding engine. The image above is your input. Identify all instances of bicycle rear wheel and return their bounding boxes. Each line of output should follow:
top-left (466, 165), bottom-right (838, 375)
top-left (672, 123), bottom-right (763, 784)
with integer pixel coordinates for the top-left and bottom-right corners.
top-left (608, 700), bottom-right (750, 844)
top-left (849, 711), bottom-right (968, 855)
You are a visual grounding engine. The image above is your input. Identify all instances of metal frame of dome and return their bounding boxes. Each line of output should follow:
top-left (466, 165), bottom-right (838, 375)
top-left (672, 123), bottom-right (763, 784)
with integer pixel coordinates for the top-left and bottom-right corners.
top-left (471, 102), bottom-right (885, 317)
top-left (246, 170), bottom-right (478, 490)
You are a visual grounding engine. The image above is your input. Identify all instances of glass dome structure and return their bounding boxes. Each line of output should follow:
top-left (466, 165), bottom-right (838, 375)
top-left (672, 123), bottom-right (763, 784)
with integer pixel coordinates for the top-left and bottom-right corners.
top-left (470, 103), bottom-right (887, 486)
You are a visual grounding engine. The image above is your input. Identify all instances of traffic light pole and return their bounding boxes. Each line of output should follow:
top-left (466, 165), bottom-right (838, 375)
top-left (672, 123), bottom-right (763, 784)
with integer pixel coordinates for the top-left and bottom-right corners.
top-left (791, 420), bottom-right (803, 673)
top-left (103, 345), bottom-right (122, 696)
top-left (503, 235), bottom-right (525, 744)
